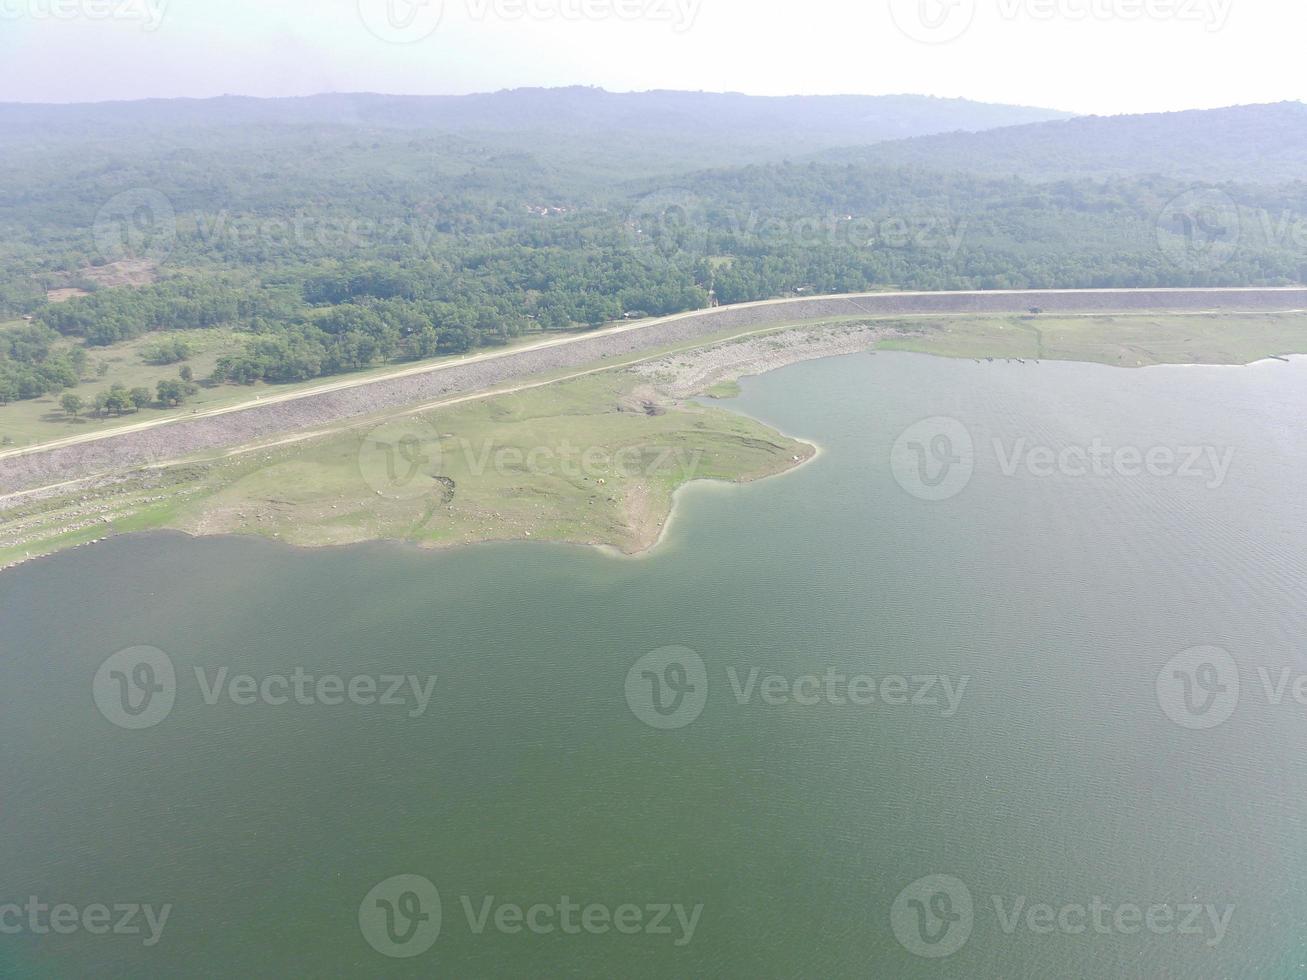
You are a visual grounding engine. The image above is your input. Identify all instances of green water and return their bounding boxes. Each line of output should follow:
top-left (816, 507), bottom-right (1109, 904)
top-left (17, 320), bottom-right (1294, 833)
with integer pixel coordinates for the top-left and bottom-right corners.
top-left (3, 352), bottom-right (1306, 978)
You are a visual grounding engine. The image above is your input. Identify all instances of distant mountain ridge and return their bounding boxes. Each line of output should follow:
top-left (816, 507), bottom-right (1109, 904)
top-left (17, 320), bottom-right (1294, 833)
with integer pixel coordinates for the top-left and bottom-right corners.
top-left (0, 88), bottom-right (1069, 168)
top-left (0, 87), bottom-right (1068, 137)
top-left (819, 102), bottom-right (1307, 184)
top-left (0, 87), bottom-right (1074, 179)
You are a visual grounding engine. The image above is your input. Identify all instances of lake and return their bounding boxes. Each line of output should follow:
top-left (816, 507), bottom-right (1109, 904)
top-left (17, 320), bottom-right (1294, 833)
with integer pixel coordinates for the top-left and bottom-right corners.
top-left (2, 351), bottom-right (1305, 977)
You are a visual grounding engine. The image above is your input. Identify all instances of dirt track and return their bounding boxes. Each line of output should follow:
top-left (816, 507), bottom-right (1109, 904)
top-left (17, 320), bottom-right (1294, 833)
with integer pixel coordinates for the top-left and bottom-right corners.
top-left (3, 287), bottom-right (1305, 494)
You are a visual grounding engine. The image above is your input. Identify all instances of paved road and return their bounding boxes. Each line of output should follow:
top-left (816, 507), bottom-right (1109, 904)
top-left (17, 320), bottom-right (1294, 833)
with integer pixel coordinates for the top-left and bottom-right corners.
top-left (3, 287), bottom-right (1305, 494)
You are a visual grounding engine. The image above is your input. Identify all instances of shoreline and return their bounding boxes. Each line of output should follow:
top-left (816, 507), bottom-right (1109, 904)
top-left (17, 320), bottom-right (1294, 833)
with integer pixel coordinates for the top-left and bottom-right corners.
top-left (1, 376), bottom-right (818, 573)
top-left (4, 312), bottom-right (1306, 575)
top-left (6, 287), bottom-right (1307, 494)
top-left (0, 436), bottom-right (828, 574)
top-left (590, 435), bottom-right (824, 561)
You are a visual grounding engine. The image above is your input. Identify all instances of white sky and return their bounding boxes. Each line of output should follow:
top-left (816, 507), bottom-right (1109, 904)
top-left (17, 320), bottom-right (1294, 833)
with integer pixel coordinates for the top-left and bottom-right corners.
top-left (0, 0), bottom-right (1302, 114)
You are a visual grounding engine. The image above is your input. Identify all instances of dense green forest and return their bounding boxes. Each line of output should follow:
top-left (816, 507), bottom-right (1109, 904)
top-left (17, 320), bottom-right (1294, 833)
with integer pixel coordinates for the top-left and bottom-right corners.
top-left (2, 91), bottom-right (1304, 403)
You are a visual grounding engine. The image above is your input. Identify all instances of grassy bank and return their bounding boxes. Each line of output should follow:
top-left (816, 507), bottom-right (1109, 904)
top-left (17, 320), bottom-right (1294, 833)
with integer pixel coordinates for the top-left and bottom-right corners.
top-left (0, 370), bottom-right (812, 568)
top-left (875, 311), bottom-right (1307, 366)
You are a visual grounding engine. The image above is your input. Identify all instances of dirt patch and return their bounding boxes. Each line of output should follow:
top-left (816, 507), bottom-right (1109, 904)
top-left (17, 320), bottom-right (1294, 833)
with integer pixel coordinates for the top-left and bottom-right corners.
top-left (46, 287), bottom-right (91, 304)
top-left (80, 260), bottom-right (158, 289)
top-left (632, 321), bottom-right (902, 397)
top-left (616, 383), bottom-right (669, 415)
top-left (620, 482), bottom-right (661, 551)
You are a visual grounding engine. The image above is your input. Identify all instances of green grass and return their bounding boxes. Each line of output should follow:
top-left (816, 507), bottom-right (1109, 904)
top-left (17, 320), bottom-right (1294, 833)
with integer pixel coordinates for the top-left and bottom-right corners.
top-left (0, 329), bottom-right (248, 448)
top-left (0, 327), bottom-right (568, 450)
top-left (704, 380), bottom-right (743, 398)
top-left (876, 311), bottom-right (1307, 366)
top-left (1, 371), bottom-right (811, 567)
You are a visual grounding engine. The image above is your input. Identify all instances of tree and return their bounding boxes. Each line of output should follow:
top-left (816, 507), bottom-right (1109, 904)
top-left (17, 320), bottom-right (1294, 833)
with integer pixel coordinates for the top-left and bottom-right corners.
top-left (0, 379), bottom-right (17, 405)
top-left (156, 376), bottom-right (190, 407)
top-left (60, 393), bottom-right (84, 417)
top-left (179, 365), bottom-right (193, 382)
top-left (129, 387), bottom-right (153, 411)
top-left (103, 385), bottom-right (129, 416)
top-left (142, 336), bottom-right (193, 365)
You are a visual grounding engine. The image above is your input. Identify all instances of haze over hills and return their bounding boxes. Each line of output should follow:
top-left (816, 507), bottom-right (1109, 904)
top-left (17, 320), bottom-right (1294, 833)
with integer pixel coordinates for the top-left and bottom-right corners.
top-left (0, 86), bottom-right (1069, 136)
top-left (819, 102), bottom-right (1307, 184)
top-left (0, 87), bottom-right (1070, 173)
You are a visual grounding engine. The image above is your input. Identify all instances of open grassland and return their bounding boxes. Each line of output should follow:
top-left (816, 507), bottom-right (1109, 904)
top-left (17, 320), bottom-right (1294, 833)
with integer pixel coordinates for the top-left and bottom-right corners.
top-left (0, 328), bottom-right (571, 450)
top-left (876, 311), bottom-right (1307, 366)
top-left (0, 329), bottom-right (247, 447)
top-left (0, 370), bottom-right (811, 568)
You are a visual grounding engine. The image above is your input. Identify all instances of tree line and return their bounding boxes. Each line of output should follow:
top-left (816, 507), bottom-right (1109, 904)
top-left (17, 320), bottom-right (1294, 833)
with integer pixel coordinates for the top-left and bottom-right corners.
top-left (3, 125), bottom-right (1306, 405)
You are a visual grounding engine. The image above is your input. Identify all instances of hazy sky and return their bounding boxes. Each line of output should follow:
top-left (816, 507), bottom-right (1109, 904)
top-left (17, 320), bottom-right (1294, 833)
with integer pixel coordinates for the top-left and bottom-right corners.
top-left (1, 0), bottom-right (1302, 114)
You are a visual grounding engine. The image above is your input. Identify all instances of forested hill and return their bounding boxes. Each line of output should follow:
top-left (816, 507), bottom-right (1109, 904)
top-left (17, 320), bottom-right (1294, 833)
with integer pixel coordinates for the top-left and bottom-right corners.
top-left (0, 88), bottom-right (1069, 172)
top-left (2, 94), bottom-right (1305, 407)
top-left (819, 102), bottom-right (1307, 184)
